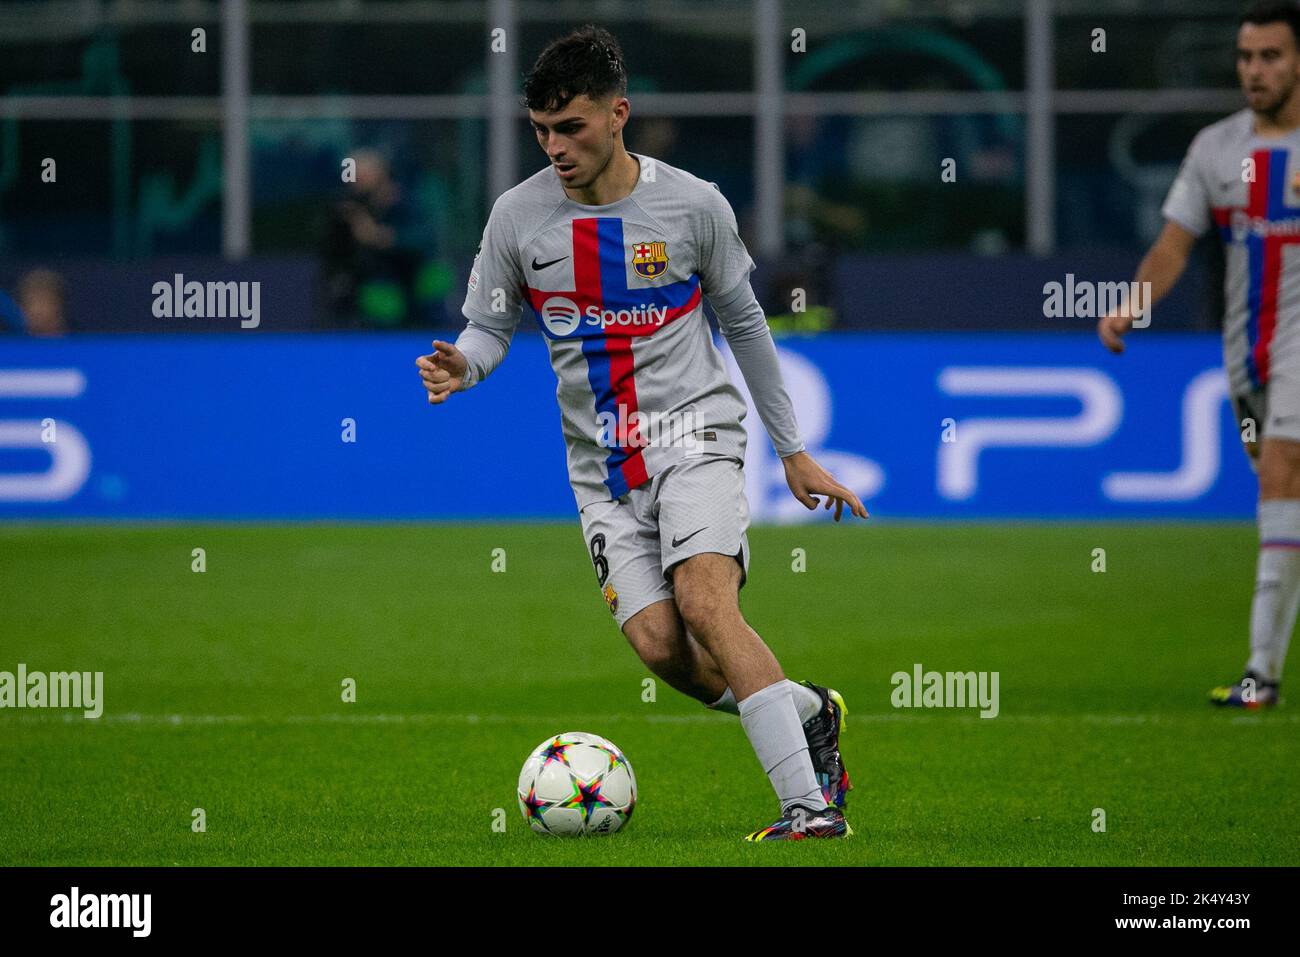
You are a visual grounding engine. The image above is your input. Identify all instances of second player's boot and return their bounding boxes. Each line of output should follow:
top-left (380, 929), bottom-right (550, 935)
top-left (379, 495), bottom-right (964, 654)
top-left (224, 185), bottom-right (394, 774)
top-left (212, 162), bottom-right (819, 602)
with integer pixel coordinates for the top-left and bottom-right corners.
top-left (1209, 670), bottom-right (1280, 709)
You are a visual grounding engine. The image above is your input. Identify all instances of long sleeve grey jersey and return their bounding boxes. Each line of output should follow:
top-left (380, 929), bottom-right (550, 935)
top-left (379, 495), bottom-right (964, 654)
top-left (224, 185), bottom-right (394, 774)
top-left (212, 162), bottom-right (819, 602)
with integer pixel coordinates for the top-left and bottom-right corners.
top-left (456, 277), bottom-right (803, 458)
top-left (453, 153), bottom-right (804, 507)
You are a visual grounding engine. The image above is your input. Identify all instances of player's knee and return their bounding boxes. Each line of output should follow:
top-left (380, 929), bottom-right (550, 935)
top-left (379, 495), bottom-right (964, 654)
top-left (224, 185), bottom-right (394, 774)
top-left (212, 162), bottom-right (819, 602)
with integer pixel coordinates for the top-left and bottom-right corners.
top-left (1259, 440), bottom-right (1300, 497)
top-left (622, 603), bottom-right (688, 676)
top-left (636, 641), bottom-right (689, 680)
top-left (674, 582), bottom-right (736, 639)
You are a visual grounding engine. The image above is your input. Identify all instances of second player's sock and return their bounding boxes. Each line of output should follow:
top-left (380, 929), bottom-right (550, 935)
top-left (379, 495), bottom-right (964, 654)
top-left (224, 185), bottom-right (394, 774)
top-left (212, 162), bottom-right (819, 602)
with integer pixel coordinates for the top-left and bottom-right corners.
top-left (1247, 499), bottom-right (1300, 683)
top-left (709, 681), bottom-right (821, 722)
top-left (737, 681), bottom-right (828, 814)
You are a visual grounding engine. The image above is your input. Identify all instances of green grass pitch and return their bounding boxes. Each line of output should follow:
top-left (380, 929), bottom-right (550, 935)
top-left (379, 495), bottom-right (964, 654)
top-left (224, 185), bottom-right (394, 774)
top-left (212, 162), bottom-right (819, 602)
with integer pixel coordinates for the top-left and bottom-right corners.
top-left (1, 521), bottom-right (1297, 866)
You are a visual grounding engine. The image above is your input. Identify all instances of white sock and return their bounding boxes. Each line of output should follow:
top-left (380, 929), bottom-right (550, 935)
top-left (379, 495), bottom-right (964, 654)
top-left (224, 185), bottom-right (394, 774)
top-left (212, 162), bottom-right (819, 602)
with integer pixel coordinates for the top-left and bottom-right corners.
top-left (1247, 499), bottom-right (1300, 683)
top-left (737, 681), bottom-right (828, 814)
top-left (786, 680), bottom-right (823, 723)
top-left (709, 680), bottom-right (822, 723)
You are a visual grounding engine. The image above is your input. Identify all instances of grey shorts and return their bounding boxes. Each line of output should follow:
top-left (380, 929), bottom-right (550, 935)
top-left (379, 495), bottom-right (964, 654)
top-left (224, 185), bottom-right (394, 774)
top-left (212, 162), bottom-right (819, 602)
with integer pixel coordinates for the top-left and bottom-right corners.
top-left (1233, 373), bottom-right (1300, 457)
top-left (578, 453), bottom-right (751, 627)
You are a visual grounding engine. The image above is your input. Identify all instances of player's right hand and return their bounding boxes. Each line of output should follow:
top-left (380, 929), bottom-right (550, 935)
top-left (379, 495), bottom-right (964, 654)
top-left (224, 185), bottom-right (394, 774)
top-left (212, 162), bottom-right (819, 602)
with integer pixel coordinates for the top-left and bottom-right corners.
top-left (416, 340), bottom-right (468, 405)
top-left (1097, 312), bottom-right (1133, 354)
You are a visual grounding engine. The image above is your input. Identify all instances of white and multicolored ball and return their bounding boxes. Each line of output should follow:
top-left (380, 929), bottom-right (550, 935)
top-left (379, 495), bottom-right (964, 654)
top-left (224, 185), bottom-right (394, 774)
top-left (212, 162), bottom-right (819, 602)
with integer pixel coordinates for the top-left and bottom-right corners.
top-left (517, 731), bottom-right (637, 837)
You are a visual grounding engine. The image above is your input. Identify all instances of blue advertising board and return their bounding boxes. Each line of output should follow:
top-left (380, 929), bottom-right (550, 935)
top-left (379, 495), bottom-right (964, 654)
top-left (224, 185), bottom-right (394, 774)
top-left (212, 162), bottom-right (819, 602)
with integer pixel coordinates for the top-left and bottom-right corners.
top-left (0, 333), bottom-right (1257, 520)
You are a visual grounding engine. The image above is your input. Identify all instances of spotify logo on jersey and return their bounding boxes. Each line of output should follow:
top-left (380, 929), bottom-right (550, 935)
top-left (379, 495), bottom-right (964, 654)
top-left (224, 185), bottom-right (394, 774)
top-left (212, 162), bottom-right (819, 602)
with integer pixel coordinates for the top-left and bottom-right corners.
top-left (541, 297), bottom-right (582, 337)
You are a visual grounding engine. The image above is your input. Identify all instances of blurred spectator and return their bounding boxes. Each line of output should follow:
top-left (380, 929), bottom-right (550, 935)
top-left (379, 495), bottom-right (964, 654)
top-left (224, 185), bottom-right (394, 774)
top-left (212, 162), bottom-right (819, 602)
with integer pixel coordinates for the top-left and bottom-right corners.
top-left (16, 269), bottom-right (69, 337)
top-left (760, 246), bottom-right (838, 336)
top-left (318, 148), bottom-right (426, 329)
top-left (784, 113), bottom-right (867, 252)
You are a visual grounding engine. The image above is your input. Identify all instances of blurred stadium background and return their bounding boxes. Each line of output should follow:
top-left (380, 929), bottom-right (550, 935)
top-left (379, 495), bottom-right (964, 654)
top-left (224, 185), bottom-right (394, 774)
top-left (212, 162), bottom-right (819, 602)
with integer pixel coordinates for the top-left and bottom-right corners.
top-left (0, 0), bottom-right (1264, 519)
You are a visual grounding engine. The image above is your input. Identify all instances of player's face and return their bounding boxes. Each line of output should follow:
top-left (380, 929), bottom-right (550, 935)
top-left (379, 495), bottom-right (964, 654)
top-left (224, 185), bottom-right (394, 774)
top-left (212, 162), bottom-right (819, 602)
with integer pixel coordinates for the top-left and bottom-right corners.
top-left (1236, 22), bottom-right (1300, 116)
top-left (529, 94), bottom-right (626, 189)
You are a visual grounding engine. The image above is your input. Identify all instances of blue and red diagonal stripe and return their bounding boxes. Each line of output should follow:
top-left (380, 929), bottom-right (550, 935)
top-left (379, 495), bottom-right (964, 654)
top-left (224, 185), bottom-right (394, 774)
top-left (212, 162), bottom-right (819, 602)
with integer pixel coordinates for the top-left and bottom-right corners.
top-left (526, 217), bottom-right (702, 498)
top-left (1213, 149), bottom-right (1300, 388)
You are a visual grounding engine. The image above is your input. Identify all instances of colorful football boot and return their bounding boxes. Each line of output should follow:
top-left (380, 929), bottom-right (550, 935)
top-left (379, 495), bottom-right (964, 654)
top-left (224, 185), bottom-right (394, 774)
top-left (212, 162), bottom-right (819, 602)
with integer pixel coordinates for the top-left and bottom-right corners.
top-left (800, 680), bottom-right (852, 808)
top-left (743, 804), bottom-right (853, 842)
top-left (1210, 671), bottom-right (1280, 710)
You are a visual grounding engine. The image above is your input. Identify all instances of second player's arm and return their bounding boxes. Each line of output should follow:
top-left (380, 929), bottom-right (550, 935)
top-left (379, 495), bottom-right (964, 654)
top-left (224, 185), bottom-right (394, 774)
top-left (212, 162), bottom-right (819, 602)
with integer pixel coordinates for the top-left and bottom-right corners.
top-left (1098, 220), bottom-right (1198, 353)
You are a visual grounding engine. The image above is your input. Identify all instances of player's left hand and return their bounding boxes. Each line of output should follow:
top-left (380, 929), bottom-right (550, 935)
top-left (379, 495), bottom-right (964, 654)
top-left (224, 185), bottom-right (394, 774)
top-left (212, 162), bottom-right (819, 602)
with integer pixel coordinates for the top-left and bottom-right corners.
top-left (781, 451), bottom-right (869, 521)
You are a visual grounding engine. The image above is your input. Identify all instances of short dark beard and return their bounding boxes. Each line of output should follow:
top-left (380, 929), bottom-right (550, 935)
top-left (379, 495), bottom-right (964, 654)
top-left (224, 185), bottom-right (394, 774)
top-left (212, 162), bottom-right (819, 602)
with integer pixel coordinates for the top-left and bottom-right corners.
top-left (1256, 76), bottom-right (1299, 121)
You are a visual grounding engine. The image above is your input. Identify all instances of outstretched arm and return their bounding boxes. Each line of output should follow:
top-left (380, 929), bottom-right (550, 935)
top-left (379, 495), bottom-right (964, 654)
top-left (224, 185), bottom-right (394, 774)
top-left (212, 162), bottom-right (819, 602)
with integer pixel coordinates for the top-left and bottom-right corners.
top-left (1103, 127), bottom-right (1210, 354)
top-left (1098, 220), bottom-right (1197, 354)
top-left (712, 279), bottom-right (868, 521)
top-left (711, 279), bottom-right (804, 456)
top-left (428, 192), bottom-right (524, 401)
top-left (416, 319), bottom-right (513, 404)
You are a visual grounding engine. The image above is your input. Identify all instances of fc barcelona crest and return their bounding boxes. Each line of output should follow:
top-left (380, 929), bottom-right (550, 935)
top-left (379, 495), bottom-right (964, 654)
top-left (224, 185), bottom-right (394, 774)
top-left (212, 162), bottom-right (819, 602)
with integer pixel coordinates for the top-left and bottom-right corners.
top-left (631, 241), bottom-right (669, 280)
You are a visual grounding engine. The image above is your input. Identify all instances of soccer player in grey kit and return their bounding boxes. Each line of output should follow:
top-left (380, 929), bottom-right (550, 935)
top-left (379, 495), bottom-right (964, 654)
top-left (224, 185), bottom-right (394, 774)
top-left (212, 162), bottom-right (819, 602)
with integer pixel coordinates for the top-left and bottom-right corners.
top-left (1101, 1), bottom-right (1300, 709)
top-left (417, 26), bottom-right (866, 839)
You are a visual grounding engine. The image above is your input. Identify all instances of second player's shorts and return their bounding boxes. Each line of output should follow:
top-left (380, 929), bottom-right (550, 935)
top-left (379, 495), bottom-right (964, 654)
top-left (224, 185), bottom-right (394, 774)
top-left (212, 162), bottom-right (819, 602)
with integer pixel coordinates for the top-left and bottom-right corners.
top-left (577, 453), bottom-right (751, 628)
top-left (1232, 370), bottom-right (1300, 461)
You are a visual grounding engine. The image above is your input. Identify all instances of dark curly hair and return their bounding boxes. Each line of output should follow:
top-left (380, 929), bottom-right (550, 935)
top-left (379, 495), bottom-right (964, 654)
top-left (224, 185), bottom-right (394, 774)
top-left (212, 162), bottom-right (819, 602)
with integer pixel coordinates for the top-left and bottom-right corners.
top-left (522, 25), bottom-right (628, 113)
top-left (1241, 1), bottom-right (1300, 43)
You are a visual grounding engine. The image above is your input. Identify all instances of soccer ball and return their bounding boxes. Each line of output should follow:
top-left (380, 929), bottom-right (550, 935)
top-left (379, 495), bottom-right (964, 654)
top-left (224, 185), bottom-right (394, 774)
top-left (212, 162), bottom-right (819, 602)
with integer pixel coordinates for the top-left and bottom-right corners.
top-left (517, 731), bottom-right (637, 836)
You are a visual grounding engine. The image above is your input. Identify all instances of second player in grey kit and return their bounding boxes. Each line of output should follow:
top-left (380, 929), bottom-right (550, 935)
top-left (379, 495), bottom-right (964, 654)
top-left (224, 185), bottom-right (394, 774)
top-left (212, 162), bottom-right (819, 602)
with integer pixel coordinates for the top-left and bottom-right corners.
top-left (417, 25), bottom-right (867, 840)
top-left (1101, 1), bottom-right (1300, 711)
